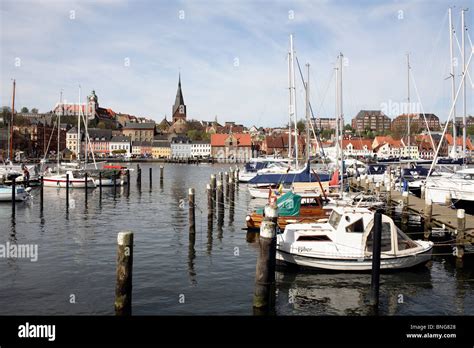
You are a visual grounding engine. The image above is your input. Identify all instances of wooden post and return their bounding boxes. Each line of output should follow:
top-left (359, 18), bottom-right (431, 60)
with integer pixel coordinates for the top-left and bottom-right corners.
top-left (370, 210), bottom-right (382, 308)
top-left (375, 182), bottom-right (380, 197)
top-left (137, 165), bottom-right (141, 185)
top-left (84, 172), bottom-right (88, 203)
top-left (99, 171), bottom-right (103, 200)
top-left (387, 169), bottom-right (392, 204)
top-left (219, 171), bottom-right (224, 184)
top-left (235, 168), bottom-right (240, 183)
top-left (224, 172), bottom-right (229, 199)
top-left (356, 177), bottom-right (361, 191)
top-left (66, 173), bottom-right (69, 209)
top-left (127, 169), bottom-right (130, 186)
top-left (160, 165), bottom-right (164, 184)
top-left (189, 188), bottom-right (195, 233)
top-left (402, 191), bottom-right (409, 226)
top-left (423, 199), bottom-right (432, 239)
top-left (229, 175), bottom-right (235, 223)
top-left (217, 180), bottom-right (224, 224)
top-left (115, 231), bottom-right (133, 316)
top-left (445, 193), bottom-right (451, 207)
top-left (253, 203), bottom-right (278, 311)
top-left (207, 184), bottom-right (213, 224)
top-left (364, 176), bottom-right (369, 192)
top-left (456, 209), bottom-right (465, 259)
top-left (11, 176), bottom-right (16, 213)
top-left (40, 175), bottom-right (44, 210)
top-left (149, 167), bottom-right (152, 189)
top-left (210, 174), bottom-right (216, 208)
top-left (113, 171), bottom-right (117, 196)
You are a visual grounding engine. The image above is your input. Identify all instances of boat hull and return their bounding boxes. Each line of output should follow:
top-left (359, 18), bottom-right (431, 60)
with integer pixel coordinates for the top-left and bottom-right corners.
top-left (43, 178), bottom-right (96, 188)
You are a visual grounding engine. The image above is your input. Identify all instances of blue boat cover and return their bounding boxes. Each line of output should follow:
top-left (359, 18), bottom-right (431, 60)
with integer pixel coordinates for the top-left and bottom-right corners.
top-left (248, 161), bottom-right (330, 185)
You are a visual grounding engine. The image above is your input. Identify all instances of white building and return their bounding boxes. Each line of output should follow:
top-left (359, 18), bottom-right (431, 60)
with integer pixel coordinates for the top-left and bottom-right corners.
top-left (171, 136), bottom-right (192, 159)
top-left (190, 141), bottom-right (211, 158)
top-left (109, 135), bottom-right (131, 157)
top-left (66, 127), bottom-right (80, 155)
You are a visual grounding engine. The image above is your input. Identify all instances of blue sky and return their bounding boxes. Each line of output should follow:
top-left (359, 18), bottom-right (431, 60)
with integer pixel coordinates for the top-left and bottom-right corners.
top-left (1, 0), bottom-right (473, 127)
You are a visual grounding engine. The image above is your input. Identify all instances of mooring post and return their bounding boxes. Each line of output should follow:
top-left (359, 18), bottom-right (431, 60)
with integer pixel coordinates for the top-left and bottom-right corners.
top-left (235, 167), bottom-right (240, 183)
top-left (99, 171), bottom-right (103, 200)
top-left (224, 172), bottom-right (229, 199)
top-left (115, 231), bottom-right (133, 316)
top-left (402, 191), bottom-right (409, 226)
top-left (217, 180), bottom-right (224, 224)
top-left (160, 165), bottom-right (164, 184)
top-left (66, 173), bottom-right (70, 209)
top-left (375, 182), bottom-right (380, 197)
top-left (445, 193), bottom-right (451, 207)
top-left (40, 175), bottom-right (44, 210)
top-left (207, 184), bottom-right (213, 224)
top-left (84, 172), bottom-right (88, 203)
top-left (370, 210), bottom-right (383, 308)
top-left (219, 171), bottom-right (224, 184)
top-left (11, 176), bottom-right (16, 213)
top-left (356, 177), bottom-right (361, 191)
top-left (189, 188), bottom-right (195, 233)
top-left (456, 209), bottom-right (466, 260)
top-left (229, 175), bottom-right (235, 223)
top-left (253, 203), bottom-right (278, 312)
top-left (137, 165), bottom-right (141, 185)
top-left (210, 174), bottom-right (216, 208)
top-left (149, 167), bottom-right (152, 189)
top-left (127, 169), bottom-right (130, 186)
top-left (113, 171), bottom-right (117, 196)
top-left (423, 199), bottom-right (432, 239)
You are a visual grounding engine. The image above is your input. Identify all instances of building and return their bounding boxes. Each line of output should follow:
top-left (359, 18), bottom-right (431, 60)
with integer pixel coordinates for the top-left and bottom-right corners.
top-left (400, 137), bottom-right (419, 159)
top-left (211, 133), bottom-right (252, 162)
top-left (171, 136), bottom-right (192, 159)
top-left (341, 139), bottom-right (373, 158)
top-left (190, 140), bottom-right (211, 158)
top-left (132, 141), bottom-right (153, 157)
top-left (261, 134), bottom-right (306, 158)
top-left (445, 133), bottom-right (474, 157)
top-left (312, 117), bottom-right (337, 130)
top-left (351, 110), bottom-right (391, 133)
top-left (86, 129), bottom-right (113, 157)
top-left (122, 122), bottom-right (155, 142)
top-left (391, 113), bottom-right (440, 133)
top-left (172, 75), bottom-right (187, 124)
top-left (152, 141), bottom-right (171, 159)
top-left (110, 135), bottom-right (131, 157)
top-left (372, 136), bottom-right (402, 159)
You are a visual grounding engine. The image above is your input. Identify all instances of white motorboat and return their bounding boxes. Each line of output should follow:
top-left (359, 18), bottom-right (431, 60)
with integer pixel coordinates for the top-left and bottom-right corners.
top-left (239, 158), bottom-right (293, 183)
top-left (43, 170), bottom-right (96, 188)
top-left (0, 185), bottom-right (31, 202)
top-left (277, 207), bottom-right (433, 271)
top-left (424, 168), bottom-right (474, 204)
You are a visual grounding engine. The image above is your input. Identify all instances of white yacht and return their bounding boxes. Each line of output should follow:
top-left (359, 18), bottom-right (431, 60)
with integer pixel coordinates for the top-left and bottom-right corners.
top-left (424, 168), bottom-right (474, 204)
top-left (277, 207), bottom-right (433, 271)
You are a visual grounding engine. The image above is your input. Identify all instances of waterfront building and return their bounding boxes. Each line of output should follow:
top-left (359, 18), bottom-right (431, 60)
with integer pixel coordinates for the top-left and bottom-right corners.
top-left (372, 136), bottom-right (402, 159)
top-left (109, 135), bottom-right (131, 157)
top-left (122, 122), bottom-right (155, 142)
top-left (351, 110), bottom-right (391, 133)
top-left (132, 141), bottom-right (153, 157)
top-left (152, 141), bottom-right (171, 159)
top-left (391, 113), bottom-right (441, 133)
top-left (261, 134), bottom-right (306, 158)
top-left (171, 136), bottom-right (192, 159)
top-left (87, 129), bottom-right (113, 157)
top-left (210, 133), bottom-right (252, 162)
top-left (341, 139), bottom-right (373, 158)
top-left (190, 140), bottom-right (211, 158)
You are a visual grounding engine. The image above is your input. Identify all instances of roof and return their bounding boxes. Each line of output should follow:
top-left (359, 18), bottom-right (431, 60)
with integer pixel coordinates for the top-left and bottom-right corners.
top-left (123, 122), bottom-right (155, 129)
top-left (211, 133), bottom-right (252, 147)
top-left (110, 135), bottom-right (130, 142)
top-left (152, 141), bottom-right (170, 147)
top-left (192, 140), bottom-right (211, 145)
top-left (445, 134), bottom-right (474, 150)
top-left (171, 135), bottom-right (191, 144)
top-left (342, 139), bottom-right (373, 150)
top-left (354, 110), bottom-right (389, 119)
top-left (172, 75), bottom-right (185, 116)
top-left (132, 141), bottom-right (153, 146)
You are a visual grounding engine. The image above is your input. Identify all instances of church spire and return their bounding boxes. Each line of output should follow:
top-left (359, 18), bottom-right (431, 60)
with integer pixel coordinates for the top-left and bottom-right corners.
top-left (172, 74), bottom-right (186, 123)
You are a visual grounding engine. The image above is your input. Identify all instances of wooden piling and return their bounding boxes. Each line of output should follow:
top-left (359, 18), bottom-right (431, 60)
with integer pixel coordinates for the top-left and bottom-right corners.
top-left (210, 174), bottom-right (216, 207)
top-left (235, 168), bottom-right (240, 183)
top-left (370, 210), bottom-right (383, 308)
top-left (402, 191), bottom-right (409, 226)
top-left (207, 184), bottom-right (213, 223)
top-left (40, 175), bottom-right (44, 210)
top-left (456, 209), bottom-right (466, 259)
top-left (149, 167), bottom-right (152, 189)
top-left (113, 171), bottom-right (117, 196)
top-left (84, 172), bottom-right (88, 203)
top-left (375, 182), bottom-right (380, 197)
top-left (423, 199), bottom-right (432, 239)
top-left (253, 204), bottom-right (278, 311)
top-left (137, 165), bottom-right (141, 185)
top-left (11, 176), bottom-right (16, 213)
top-left (66, 173), bottom-right (69, 209)
top-left (115, 231), bottom-right (134, 316)
top-left (160, 165), bottom-right (164, 183)
top-left (217, 180), bottom-right (224, 224)
top-left (224, 172), bottom-right (229, 198)
top-left (189, 188), bottom-right (195, 233)
top-left (99, 171), bottom-right (103, 200)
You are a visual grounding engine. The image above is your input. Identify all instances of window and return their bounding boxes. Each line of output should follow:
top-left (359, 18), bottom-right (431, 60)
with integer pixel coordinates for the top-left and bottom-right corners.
top-left (346, 218), bottom-right (364, 233)
top-left (297, 235), bottom-right (332, 242)
top-left (365, 222), bottom-right (392, 252)
top-left (396, 228), bottom-right (417, 250)
top-left (328, 211), bottom-right (342, 229)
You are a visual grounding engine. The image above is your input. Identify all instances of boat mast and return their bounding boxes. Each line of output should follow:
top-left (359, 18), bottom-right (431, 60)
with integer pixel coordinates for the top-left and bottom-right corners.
top-left (288, 51), bottom-right (292, 163)
top-left (335, 63), bottom-right (339, 176)
top-left (449, 8), bottom-right (457, 158)
top-left (57, 91), bottom-right (62, 173)
top-left (77, 86), bottom-right (81, 161)
top-left (305, 63), bottom-right (311, 162)
top-left (461, 8), bottom-right (468, 158)
top-left (84, 92), bottom-right (88, 165)
top-left (289, 34), bottom-right (298, 168)
top-left (406, 53), bottom-right (411, 149)
top-left (10, 79), bottom-right (16, 161)
top-left (339, 53), bottom-right (344, 196)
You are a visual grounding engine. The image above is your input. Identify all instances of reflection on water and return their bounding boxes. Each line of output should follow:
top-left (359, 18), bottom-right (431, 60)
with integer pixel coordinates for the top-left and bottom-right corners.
top-left (0, 163), bottom-right (473, 315)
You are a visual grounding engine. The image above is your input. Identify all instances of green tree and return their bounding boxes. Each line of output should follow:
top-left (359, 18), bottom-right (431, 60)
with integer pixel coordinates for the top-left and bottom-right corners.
top-left (344, 124), bottom-right (353, 132)
top-left (467, 125), bottom-right (474, 136)
top-left (297, 120), bottom-right (306, 133)
top-left (31, 108), bottom-right (39, 114)
top-left (20, 107), bottom-right (29, 113)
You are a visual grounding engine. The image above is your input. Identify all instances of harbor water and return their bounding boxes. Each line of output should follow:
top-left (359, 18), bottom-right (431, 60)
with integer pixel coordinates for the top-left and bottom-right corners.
top-left (1, 163), bottom-right (474, 315)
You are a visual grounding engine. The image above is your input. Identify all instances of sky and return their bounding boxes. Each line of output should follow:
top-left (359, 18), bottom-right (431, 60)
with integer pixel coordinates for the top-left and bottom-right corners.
top-left (1, 0), bottom-right (473, 127)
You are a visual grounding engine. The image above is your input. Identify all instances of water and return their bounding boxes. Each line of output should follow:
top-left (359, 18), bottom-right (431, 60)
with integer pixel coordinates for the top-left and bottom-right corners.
top-left (0, 163), bottom-right (473, 315)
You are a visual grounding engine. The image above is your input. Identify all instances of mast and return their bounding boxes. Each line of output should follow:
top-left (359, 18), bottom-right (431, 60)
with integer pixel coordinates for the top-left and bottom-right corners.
top-left (84, 92), bottom-right (88, 165)
top-left (406, 53), bottom-right (411, 148)
top-left (449, 8), bottom-right (457, 158)
top-left (10, 79), bottom-right (16, 161)
top-left (335, 63), bottom-right (339, 175)
top-left (57, 91), bottom-right (62, 173)
top-left (77, 86), bottom-right (81, 161)
top-left (339, 53), bottom-right (344, 196)
top-left (461, 8), bottom-right (468, 157)
top-left (305, 63), bottom-right (311, 162)
top-left (289, 34), bottom-right (298, 167)
top-left (287, 51), bottom-right (292, 162)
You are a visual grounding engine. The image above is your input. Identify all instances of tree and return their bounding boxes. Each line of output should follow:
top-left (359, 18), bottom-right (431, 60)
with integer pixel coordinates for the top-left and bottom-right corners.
top-left (31, 108), bottom-right (39, 114)
top-left (297, 120), bottom-right (306, 134)
top-left (20, 107), bottom-right (29, 113)
top-left (344, 124), bottom-right (353, 132)
top-left (467, 125), bottom-right (474, 136)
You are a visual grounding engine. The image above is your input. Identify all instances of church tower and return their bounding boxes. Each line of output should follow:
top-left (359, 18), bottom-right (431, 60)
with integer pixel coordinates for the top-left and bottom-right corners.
top-left (172, 74), bottom-right (186, 123)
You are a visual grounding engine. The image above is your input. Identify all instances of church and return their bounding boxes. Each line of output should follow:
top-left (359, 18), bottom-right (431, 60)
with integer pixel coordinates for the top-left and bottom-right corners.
top-left (158, 75), bottom-right (189, 135)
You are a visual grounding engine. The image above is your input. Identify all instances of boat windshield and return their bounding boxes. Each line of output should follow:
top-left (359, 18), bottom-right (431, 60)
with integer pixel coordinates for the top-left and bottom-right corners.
top-left (365, 222), bottom-right (392, 252)
top-left (328, 211), bottom-right (342, 229)
top-left (396, 227), bottom-right (418, 250)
